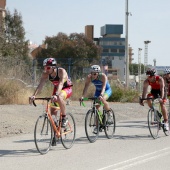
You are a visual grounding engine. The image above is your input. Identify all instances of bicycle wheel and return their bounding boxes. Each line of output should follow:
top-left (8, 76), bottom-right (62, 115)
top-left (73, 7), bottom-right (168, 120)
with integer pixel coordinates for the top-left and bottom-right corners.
top-left (34, 114), bottom-right (53, 154)
top-left (147, 109), bottom-right (159, 139)
top-left (61, 113), bottom-right (76, 149)
top-left (104, 109), bottom-right (116, 139)
top-left (85, 109), bottom-right (99, 143)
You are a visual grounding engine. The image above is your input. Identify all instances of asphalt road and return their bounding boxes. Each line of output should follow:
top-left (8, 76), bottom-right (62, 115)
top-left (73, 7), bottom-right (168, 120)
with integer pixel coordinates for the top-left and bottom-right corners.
top-left (0, 117), bottom-right (170, 170)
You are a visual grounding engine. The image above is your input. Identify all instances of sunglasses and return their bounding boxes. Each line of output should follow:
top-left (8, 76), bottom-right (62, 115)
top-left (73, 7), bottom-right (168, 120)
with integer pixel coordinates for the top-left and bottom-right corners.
top-left (91, 73), bottom-right (97, 76)
top-left (45, 66), bottom-right (52, 70)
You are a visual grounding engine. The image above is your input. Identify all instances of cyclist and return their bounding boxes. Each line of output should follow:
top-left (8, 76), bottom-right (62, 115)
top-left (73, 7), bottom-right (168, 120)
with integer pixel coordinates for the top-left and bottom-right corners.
top-left (163, 68), bottom-right (170, 98)
top-left (29, 58), bottom-right (72, 128)
top-left (80, 65), bottom-right (113, 123)
top-left (139, 68), bottom-right (169, 131)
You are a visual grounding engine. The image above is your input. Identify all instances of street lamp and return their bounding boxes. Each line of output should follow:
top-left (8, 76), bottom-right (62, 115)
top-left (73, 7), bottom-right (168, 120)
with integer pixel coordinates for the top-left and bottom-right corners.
top-left (125, 0), bottom-right (132, 88)
top-left (138, 48), bottom-right (142, 93)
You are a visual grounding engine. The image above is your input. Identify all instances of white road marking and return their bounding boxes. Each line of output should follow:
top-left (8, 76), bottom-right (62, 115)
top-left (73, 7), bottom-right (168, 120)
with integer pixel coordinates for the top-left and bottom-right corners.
top-left (97, 147), bottom-right (170, 170)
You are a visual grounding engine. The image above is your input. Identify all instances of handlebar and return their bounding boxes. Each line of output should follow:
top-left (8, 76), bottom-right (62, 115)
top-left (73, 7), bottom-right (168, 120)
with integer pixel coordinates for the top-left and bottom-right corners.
top-left (32, 97), bottom-right (51, 107)
top-left (80, 97), bottom-right (104, 107)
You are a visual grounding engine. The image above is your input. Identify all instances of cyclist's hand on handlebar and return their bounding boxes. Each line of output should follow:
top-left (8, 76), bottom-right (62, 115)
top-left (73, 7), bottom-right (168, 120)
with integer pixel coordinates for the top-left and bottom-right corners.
top-left (139, 97), bottom-right (144, 106)
top-left (51, 95), bottom-right (58, 102)
top-left (79, 97), bottom-right (84, 102)
top-left (29, 96), bottom-right (35, 105)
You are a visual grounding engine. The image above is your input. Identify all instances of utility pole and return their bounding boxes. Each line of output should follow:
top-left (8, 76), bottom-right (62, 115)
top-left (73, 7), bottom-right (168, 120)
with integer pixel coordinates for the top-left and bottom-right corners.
top-left (125, 0), bottom-right (132, 88)
top-left (144, 40), bottom-right (151, 73)
top-left (138, 48), bottom-right (142, 93)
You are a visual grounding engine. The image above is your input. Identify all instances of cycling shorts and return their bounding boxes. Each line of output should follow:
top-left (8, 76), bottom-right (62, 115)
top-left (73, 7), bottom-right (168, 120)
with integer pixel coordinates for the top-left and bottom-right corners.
top-left (147, 89), bottom-right (161, 99)
top-left (94, 88), bottom-right (112, 100)
top-left (52, 87), bottom-right (72, 100)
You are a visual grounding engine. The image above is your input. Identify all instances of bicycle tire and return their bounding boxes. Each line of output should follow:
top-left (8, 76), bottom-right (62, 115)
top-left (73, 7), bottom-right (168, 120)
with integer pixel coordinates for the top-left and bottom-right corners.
top-left (61, 113), bottom-right (76, 149)
top-left (85, 109), bottom-right (99, 143)
top-left (104, 109), bottom-right (116, 139)
top-left (34, 114), bottom-right (53, 154)
top-left (147, 109), bottom-right (159, 139)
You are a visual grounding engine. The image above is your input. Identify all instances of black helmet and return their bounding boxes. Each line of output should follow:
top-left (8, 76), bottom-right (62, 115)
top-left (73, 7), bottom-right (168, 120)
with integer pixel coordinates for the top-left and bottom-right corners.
top-left (146, 68), bottom-right (156, 76)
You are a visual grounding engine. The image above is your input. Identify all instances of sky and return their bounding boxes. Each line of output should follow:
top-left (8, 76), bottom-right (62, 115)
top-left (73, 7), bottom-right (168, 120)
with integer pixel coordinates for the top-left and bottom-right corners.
top-left (6, 0), bottom-right (170, 66)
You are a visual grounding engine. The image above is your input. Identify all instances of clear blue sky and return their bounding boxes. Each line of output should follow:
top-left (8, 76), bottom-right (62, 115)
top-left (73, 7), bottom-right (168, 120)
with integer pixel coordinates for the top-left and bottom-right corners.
top-left (7, 0), bottom-right (170, 66)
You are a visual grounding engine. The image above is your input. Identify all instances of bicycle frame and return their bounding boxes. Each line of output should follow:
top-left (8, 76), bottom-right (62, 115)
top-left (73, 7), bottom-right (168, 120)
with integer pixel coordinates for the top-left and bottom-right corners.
top-left (33, 98), bottom-right (72, 139)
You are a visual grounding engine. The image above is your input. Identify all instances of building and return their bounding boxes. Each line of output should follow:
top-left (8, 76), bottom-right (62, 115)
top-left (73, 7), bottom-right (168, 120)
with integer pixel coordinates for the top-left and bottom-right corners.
top-left (85, 24), bottom-right (126, 81)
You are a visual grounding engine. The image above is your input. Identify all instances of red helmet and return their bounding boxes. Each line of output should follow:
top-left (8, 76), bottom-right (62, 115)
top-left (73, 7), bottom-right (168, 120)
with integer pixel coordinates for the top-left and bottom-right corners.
top-left (43, 58), bottom-right (57, 66)
top-left (146, 68), bottom-right (156, 76)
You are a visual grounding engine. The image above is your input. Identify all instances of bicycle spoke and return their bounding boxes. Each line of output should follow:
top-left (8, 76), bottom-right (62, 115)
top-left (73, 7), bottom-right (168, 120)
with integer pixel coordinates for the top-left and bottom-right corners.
top-left (61, 113), bottom-right (76, 149)
top-left (34, 114), bottom-right (52, 154)
top-left (104, 109), bottom-right (116, 139)
top-left (148, 109), bottom-right (159, 139)
top-left (85, 110), bottom-right (99, 143)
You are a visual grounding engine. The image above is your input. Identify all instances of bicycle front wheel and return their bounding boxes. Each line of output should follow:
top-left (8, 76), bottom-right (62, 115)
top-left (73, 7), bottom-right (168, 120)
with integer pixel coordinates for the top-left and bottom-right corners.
top-left (85, 109), bottom-right (99, 143)
top-left (148, 109), bottom-right (159, 139)
top-left (104, 109), bottom-right (116, 139)
top-left (61, 113), bottom-right (76, 149)
top-left (34, 114), bottom-right (53, 154)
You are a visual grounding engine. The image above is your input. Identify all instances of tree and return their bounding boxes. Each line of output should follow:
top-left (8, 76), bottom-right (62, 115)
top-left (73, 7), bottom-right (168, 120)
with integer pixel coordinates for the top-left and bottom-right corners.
top-left (2, 9), bottom-right (29, 58)
top-left (37, 32), bottom-right (101, 79)
top-left (129, 63), bottom-right (144, 75)
top-left (0, 9), bottom-right (32, 84)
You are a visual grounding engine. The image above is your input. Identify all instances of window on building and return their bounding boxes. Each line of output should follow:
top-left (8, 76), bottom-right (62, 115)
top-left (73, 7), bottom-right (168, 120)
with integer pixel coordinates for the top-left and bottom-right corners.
top-left (103, 49), bottom-right (109, 53)
top-left (111, 49), bottom-right (117, 53)
top-left (119, 49), bottom-right (125, 53)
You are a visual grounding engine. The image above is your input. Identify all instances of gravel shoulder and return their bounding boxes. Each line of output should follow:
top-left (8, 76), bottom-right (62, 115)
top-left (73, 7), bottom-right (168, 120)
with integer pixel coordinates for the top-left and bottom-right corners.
top-left (0, 101), bottom-right (149, 138)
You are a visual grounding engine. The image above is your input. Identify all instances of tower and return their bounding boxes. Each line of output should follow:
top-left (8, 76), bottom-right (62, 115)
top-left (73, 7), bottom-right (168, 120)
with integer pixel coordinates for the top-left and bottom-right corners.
top-left (144, 40), bottom-right (151, 72)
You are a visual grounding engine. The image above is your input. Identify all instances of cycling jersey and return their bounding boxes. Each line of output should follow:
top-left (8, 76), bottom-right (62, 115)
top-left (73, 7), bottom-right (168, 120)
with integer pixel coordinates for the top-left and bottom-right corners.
top-left (91, 73), bottom-right (112, 99)
top-left (49, 68), bottom-right (72, 99)
top-left (148, 75), bottom-right (160, 90)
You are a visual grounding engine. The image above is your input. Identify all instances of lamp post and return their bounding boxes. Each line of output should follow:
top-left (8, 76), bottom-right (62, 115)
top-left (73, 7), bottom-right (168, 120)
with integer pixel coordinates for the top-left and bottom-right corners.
top-left (125, 0), bottom-right (131, 88)
top-left (138, 48), bottom-right (142, 93)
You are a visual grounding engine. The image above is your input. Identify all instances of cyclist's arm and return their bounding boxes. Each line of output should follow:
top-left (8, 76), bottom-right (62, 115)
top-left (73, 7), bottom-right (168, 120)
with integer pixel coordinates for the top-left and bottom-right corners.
top-left (82, 74), bottom-right (91, 97)
top-left (33, 72), bottom-right (48, 96)
top-left (159, 77), bottom-right (165, 99)
top-left (142, 79), bottom-right (149, 99)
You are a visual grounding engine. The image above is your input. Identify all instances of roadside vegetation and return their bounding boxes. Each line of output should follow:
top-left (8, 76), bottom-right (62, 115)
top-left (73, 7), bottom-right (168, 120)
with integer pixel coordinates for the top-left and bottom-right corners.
top-left (0, 9), bottom-right (139, 104)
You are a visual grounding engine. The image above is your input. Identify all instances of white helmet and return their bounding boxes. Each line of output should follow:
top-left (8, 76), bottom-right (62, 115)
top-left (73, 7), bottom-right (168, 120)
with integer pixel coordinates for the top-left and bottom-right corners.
top-left (164, 68), bottom-right (170, 74)
top-left (90, 65), bottom-right (101, 73)
top-left (43, 58), bottom-right (57, 66)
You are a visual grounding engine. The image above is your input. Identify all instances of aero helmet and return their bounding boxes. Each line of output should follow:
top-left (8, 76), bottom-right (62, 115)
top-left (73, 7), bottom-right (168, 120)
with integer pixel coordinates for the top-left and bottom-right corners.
top-left (43, 58), bottom-right (57, 66)
top-left (90, 65), bottom-right (101, 73)
top-left (164, 68), bottom-right (170, 75)
top-left (146, 68), bottom-right (156, 76)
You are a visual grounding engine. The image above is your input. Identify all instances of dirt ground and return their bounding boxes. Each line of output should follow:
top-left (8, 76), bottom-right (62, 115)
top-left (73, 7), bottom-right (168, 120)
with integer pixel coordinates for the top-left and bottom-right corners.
top-left (0, 101), bottom-right (149, 138)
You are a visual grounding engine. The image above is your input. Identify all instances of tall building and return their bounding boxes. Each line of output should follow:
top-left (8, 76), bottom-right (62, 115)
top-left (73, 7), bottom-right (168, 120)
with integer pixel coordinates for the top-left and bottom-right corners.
top-left (94, 24), bottom-right (125, 81)
top-left (0, 0), bottom-right (6, 33)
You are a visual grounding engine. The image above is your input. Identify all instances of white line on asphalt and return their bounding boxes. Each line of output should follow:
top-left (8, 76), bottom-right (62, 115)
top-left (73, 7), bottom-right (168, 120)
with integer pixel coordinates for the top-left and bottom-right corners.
top-left (97, 147), bottom-right (170, 170)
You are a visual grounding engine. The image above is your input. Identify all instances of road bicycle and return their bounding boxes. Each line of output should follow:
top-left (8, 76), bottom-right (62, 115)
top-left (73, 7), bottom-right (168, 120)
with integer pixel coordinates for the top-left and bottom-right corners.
top-left (33, 97), bottom-right (76, 154)
top-left (140, 97), bottom-right (169, 139)
top-left (80, 97), bottom-right (116, 143)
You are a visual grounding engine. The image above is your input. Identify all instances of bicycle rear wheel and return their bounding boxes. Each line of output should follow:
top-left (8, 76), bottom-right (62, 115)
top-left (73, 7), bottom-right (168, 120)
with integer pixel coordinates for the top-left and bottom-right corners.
top-left (34, 114), bottom-right (53, 154)
top-left (148, 109), bottom-right (159, 139)
top-left (61, 113), bottom-right (76, 149)
top-left (104, 109), bottom-right (116, 139)
top-left (85, 109), bottom-right (99, 143)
